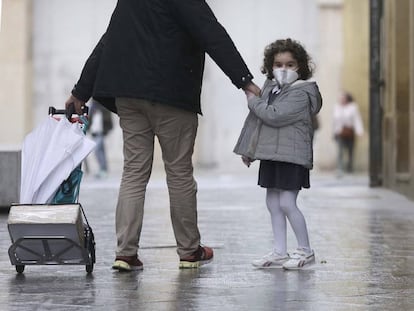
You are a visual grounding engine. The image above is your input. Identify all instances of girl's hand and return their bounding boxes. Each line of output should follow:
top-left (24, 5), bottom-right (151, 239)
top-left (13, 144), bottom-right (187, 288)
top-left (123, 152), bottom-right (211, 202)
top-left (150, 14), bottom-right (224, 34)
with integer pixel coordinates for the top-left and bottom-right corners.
top-left (243, 82), bottom-right (261, 96)
top-left (245, 90), bottom-right (256, 100)
top-left (241, 156), bottom-right (253, 167)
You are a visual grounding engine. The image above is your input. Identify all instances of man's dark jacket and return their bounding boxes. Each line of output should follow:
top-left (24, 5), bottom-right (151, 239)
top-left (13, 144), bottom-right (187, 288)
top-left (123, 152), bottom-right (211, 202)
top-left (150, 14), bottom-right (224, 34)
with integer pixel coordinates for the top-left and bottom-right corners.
top-left (72, 0), bottom-right (253, 114)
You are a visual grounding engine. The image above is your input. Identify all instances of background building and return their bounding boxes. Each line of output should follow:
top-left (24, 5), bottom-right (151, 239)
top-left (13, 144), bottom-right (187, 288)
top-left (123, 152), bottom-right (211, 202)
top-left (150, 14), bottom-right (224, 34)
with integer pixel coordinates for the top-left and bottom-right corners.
top-left (373, 0), bottom-right (414, 199)
top-left (0, 0), bottom-right (376, 180)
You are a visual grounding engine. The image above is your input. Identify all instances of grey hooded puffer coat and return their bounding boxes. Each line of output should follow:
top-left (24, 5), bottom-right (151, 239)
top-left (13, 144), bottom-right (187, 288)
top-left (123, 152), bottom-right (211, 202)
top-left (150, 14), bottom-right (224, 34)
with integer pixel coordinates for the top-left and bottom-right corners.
top-left (233, 79), bottom-right (322, 169)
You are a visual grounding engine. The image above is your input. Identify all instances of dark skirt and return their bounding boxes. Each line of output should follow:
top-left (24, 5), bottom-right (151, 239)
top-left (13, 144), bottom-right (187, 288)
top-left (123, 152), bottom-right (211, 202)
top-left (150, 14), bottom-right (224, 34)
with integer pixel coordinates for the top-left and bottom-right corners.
top-left (258, 160), bottom-right (310, 190)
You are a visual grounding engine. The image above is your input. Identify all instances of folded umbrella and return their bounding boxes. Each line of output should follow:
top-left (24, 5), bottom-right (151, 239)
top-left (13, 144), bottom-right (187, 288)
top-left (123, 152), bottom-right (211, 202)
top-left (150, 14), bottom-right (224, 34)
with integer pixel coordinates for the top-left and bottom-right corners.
top-left (20, 116), bottom-right (59, 204)
top-left (20, 116), bottom-right (95, 204)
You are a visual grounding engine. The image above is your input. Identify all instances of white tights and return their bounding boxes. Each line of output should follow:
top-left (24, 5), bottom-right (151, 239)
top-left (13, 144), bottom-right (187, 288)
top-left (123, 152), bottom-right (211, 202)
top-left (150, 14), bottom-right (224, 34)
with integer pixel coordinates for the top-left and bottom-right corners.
top-left (266, 188), bottom-right (311, 255)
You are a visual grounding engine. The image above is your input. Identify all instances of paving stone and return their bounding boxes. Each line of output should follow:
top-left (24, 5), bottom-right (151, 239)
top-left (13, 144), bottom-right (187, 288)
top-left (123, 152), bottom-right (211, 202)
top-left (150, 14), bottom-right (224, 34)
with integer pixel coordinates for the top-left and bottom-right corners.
top-left (1, 169), bottom-right (414, 310)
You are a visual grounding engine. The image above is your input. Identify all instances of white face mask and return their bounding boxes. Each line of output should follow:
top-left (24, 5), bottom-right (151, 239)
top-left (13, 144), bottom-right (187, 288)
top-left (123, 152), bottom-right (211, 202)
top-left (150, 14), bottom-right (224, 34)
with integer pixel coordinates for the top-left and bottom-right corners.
top-left (273, 68), bottom-right (299, 86)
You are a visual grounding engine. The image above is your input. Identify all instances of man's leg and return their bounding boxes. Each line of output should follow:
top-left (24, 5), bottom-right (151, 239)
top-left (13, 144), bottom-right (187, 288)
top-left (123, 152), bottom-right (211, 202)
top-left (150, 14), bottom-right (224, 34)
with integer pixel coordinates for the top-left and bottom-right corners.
top-left (115, 98), bottom-right (154, 258)
top-left (151, 103), bottom-right (200, 258)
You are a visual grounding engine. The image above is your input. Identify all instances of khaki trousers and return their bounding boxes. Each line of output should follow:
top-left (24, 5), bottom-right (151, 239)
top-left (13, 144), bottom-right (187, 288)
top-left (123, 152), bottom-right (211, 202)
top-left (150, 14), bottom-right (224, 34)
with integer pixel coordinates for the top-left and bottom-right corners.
top-left (115, 98), bottom-right (200, 258)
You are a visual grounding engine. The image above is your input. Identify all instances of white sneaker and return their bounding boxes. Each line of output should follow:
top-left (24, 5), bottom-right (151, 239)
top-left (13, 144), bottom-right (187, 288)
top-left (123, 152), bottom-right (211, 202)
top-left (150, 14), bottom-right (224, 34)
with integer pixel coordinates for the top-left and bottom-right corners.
top-left (252, 252), bottom-right (290, 268)
top-left (283, 249), bottom-right (315, 270)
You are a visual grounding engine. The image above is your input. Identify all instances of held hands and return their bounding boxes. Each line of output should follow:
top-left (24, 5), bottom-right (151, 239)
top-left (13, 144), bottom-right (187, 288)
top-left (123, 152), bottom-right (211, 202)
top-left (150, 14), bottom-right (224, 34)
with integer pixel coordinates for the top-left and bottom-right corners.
top-left (241, 155), bottom-right (253, 168)
top-left (65, 94), bottom-right (86, 115)
top-left (243, 82), bottom-right (261, 99)
top-left (245, 91), bottom-right (256, 100)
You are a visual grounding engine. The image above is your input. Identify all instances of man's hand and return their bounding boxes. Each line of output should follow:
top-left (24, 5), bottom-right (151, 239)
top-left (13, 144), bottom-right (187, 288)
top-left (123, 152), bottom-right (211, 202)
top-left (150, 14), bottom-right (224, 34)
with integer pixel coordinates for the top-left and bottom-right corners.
top-left (65, 94), bottom-right (86, 115)
top-left (243, 82), bottom-right (261, 97)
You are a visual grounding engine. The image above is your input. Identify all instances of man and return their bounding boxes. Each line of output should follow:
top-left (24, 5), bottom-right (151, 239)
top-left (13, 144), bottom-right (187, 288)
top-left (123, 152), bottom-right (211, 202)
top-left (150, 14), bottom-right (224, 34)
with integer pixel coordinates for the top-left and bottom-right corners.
top-left (65, 0), bottom-right (260, 271)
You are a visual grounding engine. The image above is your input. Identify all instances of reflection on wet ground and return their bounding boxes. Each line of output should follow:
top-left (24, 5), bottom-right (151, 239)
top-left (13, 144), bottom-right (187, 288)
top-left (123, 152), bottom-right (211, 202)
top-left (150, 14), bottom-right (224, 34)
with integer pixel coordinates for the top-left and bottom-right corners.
top-left (1, 171), bottom-right (414, 310)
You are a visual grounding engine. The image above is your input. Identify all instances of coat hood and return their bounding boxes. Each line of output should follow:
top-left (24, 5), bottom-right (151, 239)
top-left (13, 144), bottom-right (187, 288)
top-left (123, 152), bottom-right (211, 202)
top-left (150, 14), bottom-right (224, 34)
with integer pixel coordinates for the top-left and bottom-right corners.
top-left (289, 80), bottom-right (322, 115)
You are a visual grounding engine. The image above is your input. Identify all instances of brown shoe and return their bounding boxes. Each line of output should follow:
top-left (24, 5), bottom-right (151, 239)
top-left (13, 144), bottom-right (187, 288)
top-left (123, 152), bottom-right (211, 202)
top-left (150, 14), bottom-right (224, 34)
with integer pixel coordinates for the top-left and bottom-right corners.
top-left (112, 255), bottom-right (143, 272)
top-left (179, 246), bottom-right (214, 269)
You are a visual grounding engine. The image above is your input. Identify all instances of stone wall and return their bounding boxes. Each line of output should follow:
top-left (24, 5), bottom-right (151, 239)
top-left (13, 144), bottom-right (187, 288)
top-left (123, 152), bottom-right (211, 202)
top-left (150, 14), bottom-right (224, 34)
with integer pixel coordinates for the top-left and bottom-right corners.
top-left (0, 0), bottom-right (357, 175)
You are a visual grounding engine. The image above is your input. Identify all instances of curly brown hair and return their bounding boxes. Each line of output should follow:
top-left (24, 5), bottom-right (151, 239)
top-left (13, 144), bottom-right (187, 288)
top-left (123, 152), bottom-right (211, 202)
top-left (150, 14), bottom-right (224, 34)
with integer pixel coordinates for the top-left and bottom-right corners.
top-left (261, 38), bottom-right (314, 80)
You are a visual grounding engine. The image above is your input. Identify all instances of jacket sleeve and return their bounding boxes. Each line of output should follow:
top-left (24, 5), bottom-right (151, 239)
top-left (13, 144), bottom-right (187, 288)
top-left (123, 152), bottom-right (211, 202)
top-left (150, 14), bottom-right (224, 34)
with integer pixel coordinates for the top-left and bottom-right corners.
top-left (71, 33), bottom-right (107, 102)
top-left (170, 0), bottom-right (253, 89)
top-left (248, 90), bottom-right (309, 128)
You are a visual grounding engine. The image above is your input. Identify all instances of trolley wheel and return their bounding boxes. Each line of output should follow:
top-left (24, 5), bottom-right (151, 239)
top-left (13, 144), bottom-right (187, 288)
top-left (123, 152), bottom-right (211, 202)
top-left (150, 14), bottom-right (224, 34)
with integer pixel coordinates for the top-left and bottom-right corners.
top-left (84, 226), bottom-right (96, 274)
top-left (85, 248), bottom-right (95, 274)
top-left (84, 226), bottom-right (96, 263)
top-left (86, 264), bottom-right (94, 274)
top-left (15, 265), bottom-right (25, 274)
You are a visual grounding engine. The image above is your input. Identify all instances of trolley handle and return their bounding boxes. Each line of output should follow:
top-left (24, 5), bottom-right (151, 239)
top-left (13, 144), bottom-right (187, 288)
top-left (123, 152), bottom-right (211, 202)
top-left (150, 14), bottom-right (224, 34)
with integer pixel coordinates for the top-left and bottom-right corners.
top-left (48, 105), bottom-right (89, 119)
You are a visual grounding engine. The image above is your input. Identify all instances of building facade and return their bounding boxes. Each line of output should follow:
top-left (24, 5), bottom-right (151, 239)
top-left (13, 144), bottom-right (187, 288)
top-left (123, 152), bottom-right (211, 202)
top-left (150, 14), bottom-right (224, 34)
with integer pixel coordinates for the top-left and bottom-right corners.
top-left (341, 0), bottom-right (414, 199)
top-left (1, 0), bottom-right (379, 178)
top-left (375, 0), bottom-right (414, 199)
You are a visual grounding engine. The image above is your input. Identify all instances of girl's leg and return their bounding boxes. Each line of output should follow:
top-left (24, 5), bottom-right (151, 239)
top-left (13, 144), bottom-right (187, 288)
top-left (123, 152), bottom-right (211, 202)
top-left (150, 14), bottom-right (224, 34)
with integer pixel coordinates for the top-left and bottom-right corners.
top-left (279, 190), bottom-right (311, 251)
top-left (266, 188), bottom-right (288, 255)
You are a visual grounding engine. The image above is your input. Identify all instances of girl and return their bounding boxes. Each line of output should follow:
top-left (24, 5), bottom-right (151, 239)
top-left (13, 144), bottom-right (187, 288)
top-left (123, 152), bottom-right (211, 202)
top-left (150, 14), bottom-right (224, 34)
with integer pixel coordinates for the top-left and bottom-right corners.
top-left (234, 38), bottom-right (322, 270)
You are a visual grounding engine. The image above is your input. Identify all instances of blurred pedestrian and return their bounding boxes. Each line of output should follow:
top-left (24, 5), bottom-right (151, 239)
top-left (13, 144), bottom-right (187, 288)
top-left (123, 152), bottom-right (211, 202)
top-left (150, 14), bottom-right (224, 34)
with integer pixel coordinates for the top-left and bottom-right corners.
top-left (65, 0), bottom-right (261, 271)
top-left (333, 91), bottom-right (364, 174)
top-left (89, 100), bottom-right (113, 179)
top-left (234, 38), bottom-right (322, 270)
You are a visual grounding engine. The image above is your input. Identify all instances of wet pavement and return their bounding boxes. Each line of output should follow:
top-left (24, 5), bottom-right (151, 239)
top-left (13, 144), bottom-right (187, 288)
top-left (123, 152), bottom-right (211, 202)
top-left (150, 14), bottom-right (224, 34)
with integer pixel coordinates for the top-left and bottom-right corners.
top-left (1, 167), bottom-right (414, 310)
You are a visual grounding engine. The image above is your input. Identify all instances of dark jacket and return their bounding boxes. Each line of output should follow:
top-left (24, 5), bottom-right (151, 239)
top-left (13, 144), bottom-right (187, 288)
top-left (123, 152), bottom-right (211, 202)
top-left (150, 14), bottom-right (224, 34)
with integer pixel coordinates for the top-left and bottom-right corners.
top-left (72, 0), bottom-right (253, 114)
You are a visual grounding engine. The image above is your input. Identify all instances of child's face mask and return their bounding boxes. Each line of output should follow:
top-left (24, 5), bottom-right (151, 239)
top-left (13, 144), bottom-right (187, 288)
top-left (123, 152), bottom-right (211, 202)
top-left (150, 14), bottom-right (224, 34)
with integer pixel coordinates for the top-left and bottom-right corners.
top-left (273, 68), bottom-right (299, 86)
